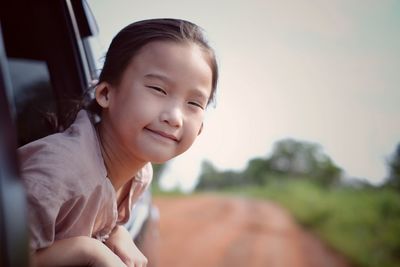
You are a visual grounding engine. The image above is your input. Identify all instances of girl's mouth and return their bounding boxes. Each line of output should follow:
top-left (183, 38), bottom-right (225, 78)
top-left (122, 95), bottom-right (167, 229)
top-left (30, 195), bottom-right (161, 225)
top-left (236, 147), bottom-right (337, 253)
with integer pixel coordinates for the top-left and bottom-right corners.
top-left (145, 128), bottom-right (179, 142)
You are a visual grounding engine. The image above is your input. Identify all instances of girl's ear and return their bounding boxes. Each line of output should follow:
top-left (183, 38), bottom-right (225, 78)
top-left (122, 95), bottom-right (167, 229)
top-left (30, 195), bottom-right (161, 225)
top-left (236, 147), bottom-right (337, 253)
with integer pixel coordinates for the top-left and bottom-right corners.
top-left (198, 123), bottom-right (204, 136)
top-left (95, 82), bottom-right (112, 108)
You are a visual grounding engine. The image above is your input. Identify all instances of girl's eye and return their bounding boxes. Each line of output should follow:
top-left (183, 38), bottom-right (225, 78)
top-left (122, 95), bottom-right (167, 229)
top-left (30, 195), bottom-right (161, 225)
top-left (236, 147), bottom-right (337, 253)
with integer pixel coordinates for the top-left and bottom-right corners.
top-left (188, 101), bottom-right (205, 110)
top-left (147, 86), bottom-right (167, 95)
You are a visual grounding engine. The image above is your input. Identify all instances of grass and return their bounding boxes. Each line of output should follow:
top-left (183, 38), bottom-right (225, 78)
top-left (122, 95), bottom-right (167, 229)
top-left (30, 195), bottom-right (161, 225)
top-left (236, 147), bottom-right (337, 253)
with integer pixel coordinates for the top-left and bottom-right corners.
top-left (151, 185), bottom-right (187, 197)
top-left (223, 179), bottom-right (400, 267)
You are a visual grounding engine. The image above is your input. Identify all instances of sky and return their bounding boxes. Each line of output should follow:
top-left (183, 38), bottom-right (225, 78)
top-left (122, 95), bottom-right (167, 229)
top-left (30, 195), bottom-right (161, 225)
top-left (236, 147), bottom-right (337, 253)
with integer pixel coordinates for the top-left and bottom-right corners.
top-left (89, 0), bottom-right (400, 192)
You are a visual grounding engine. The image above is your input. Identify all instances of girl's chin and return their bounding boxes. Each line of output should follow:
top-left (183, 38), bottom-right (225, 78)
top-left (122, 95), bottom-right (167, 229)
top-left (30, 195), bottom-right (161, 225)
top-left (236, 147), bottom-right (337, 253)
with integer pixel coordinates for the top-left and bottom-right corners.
top-left (150, 155), bottom-right (175, 164)
top-left (138, 151), bottom-right (174, 164)
top-left (138, 145), bottom-right (188, 163)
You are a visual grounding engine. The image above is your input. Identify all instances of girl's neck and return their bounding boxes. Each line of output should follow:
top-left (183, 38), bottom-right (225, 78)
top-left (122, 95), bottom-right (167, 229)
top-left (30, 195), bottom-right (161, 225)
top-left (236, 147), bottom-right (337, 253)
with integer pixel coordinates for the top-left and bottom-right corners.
top-left (96, 122), bottom-right (147, 191)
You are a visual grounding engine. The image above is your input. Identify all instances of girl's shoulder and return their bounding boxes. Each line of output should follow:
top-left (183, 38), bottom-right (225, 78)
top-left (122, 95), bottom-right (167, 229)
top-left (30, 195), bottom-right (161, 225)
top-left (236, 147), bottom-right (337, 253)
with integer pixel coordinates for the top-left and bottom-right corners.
top-left (18, 110), bottom-right (107, 196)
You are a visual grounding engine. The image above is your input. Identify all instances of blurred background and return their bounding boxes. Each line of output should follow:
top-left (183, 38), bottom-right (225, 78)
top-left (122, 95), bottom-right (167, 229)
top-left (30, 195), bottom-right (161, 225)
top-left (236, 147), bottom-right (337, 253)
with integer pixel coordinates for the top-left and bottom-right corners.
top-left (89, 1), bottom-right (400, 267)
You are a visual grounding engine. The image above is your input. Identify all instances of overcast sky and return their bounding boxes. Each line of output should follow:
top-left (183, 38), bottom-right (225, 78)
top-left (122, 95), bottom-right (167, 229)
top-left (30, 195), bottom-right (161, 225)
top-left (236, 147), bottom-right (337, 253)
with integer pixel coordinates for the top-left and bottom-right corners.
top-left (89, 0), bottom-right (400, 191)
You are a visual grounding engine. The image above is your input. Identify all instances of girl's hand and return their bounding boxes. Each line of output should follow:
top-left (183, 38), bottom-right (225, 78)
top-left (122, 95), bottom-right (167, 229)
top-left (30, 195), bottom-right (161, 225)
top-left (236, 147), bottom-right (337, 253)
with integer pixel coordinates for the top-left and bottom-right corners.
top-left (84, 237), bottom-right (128, 267)
top-left (33, 236), bottom-right (127, 267)
top-left (105, 225), bottom-right (148, 267)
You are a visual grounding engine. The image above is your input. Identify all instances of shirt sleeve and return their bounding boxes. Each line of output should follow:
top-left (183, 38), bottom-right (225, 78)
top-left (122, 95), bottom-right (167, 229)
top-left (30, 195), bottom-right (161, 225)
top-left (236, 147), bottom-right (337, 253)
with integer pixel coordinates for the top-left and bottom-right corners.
top-left (18, 140), bottom-right (76, 251)
top-left (18, 110), bottom-right (110, 251)
top-left (26, 181), bottom-right (63, 251)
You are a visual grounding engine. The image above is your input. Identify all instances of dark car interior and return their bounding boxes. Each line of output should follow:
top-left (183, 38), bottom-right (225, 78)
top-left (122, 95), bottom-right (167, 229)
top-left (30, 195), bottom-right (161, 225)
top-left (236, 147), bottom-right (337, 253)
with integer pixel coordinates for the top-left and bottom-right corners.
top-left (1, 0), bottom-right (99, 146)
top-left (0, 0), bottom-right (99, 265)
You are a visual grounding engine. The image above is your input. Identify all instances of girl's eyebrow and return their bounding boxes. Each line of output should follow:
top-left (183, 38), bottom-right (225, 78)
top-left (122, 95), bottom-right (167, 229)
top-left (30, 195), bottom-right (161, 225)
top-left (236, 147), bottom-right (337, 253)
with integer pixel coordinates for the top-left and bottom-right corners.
top-left (191, 89), bottom-right (208, 102)
top-left (144, 73), bottom-right (171, 82)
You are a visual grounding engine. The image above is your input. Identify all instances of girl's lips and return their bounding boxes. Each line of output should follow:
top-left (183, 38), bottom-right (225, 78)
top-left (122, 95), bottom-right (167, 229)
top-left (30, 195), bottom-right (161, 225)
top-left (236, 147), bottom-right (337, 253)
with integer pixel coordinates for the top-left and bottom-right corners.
top-left (145, 128), bottom-right (179, 142)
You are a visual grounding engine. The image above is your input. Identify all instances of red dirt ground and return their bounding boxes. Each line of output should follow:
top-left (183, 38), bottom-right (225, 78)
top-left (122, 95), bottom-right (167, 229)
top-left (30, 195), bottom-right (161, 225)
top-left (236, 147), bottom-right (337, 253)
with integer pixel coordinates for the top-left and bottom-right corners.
top-left (152, 194), bottom-right (353, 267)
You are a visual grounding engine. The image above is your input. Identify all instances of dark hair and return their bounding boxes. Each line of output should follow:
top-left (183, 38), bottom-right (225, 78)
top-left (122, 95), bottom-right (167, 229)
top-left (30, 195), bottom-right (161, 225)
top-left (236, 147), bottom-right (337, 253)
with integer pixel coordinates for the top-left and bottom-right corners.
top-left (87, 18), bottom-right (218, 116)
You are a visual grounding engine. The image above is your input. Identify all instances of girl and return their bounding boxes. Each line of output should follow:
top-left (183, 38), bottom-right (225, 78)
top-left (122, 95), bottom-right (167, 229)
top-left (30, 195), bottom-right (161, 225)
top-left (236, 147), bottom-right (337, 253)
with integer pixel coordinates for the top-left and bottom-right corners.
top-left (19, 18), bottom-right (218, 267)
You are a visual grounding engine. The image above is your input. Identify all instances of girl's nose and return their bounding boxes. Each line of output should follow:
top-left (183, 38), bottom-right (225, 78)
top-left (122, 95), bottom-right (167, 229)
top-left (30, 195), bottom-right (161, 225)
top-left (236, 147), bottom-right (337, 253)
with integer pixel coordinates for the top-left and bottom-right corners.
top-left (160, 105), bottom-right (183, 128)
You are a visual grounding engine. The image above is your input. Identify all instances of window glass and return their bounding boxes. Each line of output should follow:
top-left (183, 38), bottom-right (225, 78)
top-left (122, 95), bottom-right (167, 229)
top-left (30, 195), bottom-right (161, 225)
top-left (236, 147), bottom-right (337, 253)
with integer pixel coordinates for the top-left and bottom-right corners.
top-left (8, 58), bottom-right (57, 146)
top-left (82, 35), bottom-right (105, 81)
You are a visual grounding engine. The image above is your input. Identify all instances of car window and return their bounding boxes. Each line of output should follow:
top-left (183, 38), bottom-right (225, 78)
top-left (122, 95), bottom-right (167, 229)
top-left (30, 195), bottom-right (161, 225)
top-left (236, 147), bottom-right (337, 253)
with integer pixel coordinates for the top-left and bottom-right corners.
top-left (8, 58), bottom-right (57, 146)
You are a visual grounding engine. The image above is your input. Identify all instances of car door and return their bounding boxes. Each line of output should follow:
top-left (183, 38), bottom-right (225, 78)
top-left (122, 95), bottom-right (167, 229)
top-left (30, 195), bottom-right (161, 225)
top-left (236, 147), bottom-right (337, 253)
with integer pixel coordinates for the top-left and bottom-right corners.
top-left (0, 1), bottom-right (98, 266)
top-left (0, 21), bottom-right (30, 267)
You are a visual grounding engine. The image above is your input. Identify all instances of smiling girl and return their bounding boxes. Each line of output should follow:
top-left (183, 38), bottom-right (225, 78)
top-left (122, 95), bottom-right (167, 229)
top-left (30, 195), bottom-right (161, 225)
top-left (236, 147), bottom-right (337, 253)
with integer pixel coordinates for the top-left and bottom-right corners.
top-left (18, 18), bottom-right (218, 267)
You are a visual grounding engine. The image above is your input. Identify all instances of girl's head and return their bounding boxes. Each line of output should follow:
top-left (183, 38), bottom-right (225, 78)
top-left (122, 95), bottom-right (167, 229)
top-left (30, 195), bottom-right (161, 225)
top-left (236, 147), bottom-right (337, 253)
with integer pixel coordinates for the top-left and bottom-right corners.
top-left (94, 19), bottom-right (218, 163)
top-left (93, 19), bottom-right (218, 113)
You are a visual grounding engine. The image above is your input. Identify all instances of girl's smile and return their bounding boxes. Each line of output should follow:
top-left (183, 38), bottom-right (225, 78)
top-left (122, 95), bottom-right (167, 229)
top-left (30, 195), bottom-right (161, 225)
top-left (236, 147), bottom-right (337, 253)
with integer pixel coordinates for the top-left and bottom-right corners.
top-left (144, 127), bottom-right (180, 143)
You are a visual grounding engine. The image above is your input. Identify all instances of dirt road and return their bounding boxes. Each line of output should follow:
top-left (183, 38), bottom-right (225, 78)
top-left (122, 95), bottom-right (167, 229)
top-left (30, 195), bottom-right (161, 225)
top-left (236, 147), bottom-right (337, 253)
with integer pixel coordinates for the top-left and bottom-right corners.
top-left (153, 194), bottom-right (352, 267)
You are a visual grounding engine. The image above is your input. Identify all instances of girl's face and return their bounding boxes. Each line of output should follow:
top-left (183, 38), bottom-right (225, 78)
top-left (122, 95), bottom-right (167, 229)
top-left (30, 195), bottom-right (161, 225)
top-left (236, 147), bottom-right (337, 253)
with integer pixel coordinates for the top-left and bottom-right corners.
top-left (101, 41), bottom-right (213, 163)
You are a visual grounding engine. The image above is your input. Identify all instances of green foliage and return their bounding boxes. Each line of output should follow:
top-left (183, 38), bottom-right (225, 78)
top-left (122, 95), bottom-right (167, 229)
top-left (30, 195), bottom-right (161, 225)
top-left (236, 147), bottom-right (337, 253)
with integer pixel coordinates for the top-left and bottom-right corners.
top-left (386, 143), bottom-right (400, 191)
top-left (267, 139), bottom-right (342, 186)
top-left (151, 186), bottom-right (186, 197)
top-left (195, 138), bottom-right (343, 191)
top-left (151, 163), bottom-right (167, 190)
top-left (226, 179), bottom-right (400, 267)
top-left (196, 161), bottom-right (244, 190)
top-left (243, 158), bottom-right (273, 185)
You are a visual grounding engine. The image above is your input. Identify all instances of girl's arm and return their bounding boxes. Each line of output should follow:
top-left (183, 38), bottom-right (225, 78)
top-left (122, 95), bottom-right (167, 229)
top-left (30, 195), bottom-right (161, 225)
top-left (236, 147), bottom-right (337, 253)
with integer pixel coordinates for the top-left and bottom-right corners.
top-left (32, 236), bottom-right (127, 267)
top-left (104, 225), bottom-right (148, 267)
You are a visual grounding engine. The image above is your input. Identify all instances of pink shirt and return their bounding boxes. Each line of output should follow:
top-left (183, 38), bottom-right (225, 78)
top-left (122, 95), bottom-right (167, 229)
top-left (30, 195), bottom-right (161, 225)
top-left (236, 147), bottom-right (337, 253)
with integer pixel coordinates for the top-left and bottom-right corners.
top-left (18, 110), bottom-right (152, 251)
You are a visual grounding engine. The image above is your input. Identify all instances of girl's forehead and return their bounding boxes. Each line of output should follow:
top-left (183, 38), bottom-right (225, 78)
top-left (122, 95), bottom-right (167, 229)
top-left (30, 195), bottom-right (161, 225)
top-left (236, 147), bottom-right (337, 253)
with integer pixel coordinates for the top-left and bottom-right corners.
top-left (137, 41), bottom-right (206, 61)
top-left (138, 40), bottom-right (192, 56)
top-left (130, 41), bottom-right (210, 72)
top-left (123, 41), bottom-right (213, 94)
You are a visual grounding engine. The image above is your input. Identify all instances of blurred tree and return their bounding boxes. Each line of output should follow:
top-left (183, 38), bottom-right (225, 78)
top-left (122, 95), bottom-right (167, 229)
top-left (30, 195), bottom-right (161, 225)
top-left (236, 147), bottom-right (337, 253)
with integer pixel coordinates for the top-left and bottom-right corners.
top-left (386, 143), bottom-right (400, 190)
top-left (267, 138), bottom-right (342, 186)
top-left (195, 160), bottom-right (243, 190)
top-left (196, 161), bottom-right (220, 190)
top-left (195, 139), bottom-right (343, 190)
top-left (151, 163), bottom-right (167, 190)
top-left (243, 158), bottom-right (271, 185)
top-left (268, 139), bottom-right (319, 174)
